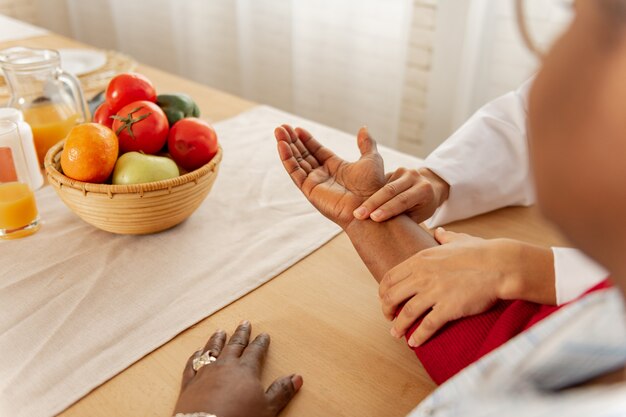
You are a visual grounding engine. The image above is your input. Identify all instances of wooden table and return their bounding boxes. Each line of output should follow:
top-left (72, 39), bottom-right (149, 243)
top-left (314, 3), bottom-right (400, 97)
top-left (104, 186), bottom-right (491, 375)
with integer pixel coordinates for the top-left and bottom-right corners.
top-left (1, 34), bottom-right (569, 417)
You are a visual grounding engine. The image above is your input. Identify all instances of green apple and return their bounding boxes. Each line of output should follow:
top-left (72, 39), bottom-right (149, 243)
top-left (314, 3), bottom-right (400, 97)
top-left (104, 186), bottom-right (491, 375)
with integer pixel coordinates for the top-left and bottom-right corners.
top-left (112, 152), bottom-right (179, 185)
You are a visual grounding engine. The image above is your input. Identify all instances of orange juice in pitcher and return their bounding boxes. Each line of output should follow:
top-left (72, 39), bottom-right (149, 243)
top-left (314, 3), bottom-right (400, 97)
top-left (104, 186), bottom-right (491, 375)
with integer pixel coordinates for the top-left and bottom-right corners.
top-left (0, 47), bottom-right (89, 165)
top-left (24, 104), bottom-right (80, 164)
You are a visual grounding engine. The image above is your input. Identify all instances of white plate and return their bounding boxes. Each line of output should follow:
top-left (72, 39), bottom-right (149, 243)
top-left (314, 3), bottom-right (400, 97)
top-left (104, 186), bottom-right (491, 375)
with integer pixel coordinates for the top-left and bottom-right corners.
top-left (58, 48), bottom-right (107, 76)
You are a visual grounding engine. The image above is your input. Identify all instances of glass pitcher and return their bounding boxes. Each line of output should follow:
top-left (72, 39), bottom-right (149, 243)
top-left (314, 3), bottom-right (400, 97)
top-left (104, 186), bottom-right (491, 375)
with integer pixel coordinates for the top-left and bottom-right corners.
top-left (0, 47), bottom-right (89, 165)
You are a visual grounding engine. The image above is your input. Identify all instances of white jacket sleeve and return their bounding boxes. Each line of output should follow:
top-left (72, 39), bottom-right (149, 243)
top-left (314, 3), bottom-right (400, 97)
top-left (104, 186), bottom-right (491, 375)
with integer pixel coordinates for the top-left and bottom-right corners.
top-left (552, 248), bottom-right (609, 305)
top-left (424, 80), bottom-right (535, 228)
top-left (420, 79), bottom-right (609, 305)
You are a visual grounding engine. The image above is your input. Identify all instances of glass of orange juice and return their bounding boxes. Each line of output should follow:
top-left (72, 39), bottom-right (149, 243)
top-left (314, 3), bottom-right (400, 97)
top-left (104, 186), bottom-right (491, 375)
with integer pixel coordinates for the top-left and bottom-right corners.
top-left (0, 120), bottom-right (40, 239)
top-left (0, 182), bottom-right (40, 240)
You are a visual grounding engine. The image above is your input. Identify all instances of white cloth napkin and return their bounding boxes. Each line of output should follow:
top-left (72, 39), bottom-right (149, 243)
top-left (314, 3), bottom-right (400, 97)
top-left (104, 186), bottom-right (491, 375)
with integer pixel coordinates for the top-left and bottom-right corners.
top-left (0, 105), bottom-right (423, 417)
top-left (0, 14), bottom-right (48, 43)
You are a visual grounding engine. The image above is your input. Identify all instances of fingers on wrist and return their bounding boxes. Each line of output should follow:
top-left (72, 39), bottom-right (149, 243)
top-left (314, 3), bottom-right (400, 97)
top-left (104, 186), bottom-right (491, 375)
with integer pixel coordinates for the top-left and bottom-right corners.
top-left (353, 172), bottom-right (410, 220)
top-left (371, 176), bottom-right (413, 218)
top-left (353, 172), bottom-right (435, 222)
top-left (375, 183), bottom-right (434, 222)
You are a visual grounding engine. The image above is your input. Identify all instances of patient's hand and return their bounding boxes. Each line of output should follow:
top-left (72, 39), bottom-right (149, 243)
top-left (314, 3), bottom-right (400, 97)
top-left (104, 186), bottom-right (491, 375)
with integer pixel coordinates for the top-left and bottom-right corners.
top-left (275, 125), bottom-right (386, 230)
top-left (173, 321), bottom-right (302, 417)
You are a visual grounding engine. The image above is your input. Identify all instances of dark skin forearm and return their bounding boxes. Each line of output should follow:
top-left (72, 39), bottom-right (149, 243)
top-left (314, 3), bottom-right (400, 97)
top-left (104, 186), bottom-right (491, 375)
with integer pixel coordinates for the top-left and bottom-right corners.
top-left (274, 124), bottom-right (438, 283)
top-left (344, 214), bottom-right (437, 283)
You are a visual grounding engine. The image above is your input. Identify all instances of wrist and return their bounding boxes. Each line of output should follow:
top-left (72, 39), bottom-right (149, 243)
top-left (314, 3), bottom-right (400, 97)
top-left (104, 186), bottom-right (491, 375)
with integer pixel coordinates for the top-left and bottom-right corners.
top-left (344, 212), bottom-right (394, 236)
top-left (341, 199), bottom-right (370, 231)
top-left (343, 214), bottom-right (438, 283)
top-left (418, 168), bottom-right (450, 208)
top-left (495, 239), bottom-right (556, 304)
top-left (343, 215), bottom-right (372, 236)
top-left (494, 239), bottom-right (526, 301)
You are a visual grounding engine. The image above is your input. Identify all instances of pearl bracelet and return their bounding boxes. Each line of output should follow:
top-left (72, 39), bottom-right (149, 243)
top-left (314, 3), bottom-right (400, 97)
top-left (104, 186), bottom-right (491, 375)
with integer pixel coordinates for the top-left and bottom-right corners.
top-left (173, 413), bottom-right (217, 417)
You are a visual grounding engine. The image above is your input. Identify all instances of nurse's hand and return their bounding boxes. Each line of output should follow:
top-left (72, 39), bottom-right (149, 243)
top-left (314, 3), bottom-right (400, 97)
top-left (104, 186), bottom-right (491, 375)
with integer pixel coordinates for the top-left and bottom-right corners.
top-left (352, 167), bottom-right (449, 223)
top-left (275, 124), bottom-right (386, 230)
top-left (379, 228), bottom-right (555, 347)
top-left (174, 321), bottom-right (303, 417)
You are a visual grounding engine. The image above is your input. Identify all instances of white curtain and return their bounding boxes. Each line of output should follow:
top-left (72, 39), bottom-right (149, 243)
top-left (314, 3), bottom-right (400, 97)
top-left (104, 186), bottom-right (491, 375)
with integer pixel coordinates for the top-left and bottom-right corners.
top-left (43, 0), bottom-right (412, 147)
top-left (422, 0), bottom-right (573, 153)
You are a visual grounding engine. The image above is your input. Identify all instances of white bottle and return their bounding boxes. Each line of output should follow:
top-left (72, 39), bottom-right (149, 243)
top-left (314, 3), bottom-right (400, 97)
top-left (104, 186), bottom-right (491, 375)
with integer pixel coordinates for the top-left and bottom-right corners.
top-left (0, 107), bottom-right (44, 190)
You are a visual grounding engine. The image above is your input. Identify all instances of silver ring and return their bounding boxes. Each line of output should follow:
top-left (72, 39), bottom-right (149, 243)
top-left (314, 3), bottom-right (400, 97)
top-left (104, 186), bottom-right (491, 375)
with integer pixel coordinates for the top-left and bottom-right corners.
top-left (192, 351), bottom-right (217, 371)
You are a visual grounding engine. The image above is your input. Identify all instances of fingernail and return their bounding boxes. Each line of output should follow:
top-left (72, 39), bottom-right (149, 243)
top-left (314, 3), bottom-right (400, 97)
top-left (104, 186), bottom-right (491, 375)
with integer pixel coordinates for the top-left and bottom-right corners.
top-left (239, 320), bottom-right (250, 326)
top-left (436, 227), bottom-right (445, 233)
top-left (353, 207), bottom-right (367, 218)
top-left (291, 374), bottom-right (304, 390)
top-left (390, 328), bottom-right (399, 338)
top-left (408, 337), bottom-right (418, 347)
top-left (371, 209), bottom-right (383, 220)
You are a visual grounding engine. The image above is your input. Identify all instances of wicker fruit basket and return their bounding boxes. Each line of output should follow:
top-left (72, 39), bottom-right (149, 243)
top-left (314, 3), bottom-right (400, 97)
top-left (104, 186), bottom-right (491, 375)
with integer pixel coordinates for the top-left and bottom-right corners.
top-left (44, 140), bottom-right (222, 235)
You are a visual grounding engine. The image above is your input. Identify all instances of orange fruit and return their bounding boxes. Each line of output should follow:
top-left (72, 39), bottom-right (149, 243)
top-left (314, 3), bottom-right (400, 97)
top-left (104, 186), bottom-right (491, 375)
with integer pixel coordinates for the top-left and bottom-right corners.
top-left (61, 123), bottom-right (119, 183)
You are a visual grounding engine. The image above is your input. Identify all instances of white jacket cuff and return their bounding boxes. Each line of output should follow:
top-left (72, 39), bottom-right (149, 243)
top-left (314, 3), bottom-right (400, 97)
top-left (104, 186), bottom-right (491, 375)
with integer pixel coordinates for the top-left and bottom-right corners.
top-left (553, 247), bottom-right (609, 305)
top-left (423, 80), bottom-right (535, 228)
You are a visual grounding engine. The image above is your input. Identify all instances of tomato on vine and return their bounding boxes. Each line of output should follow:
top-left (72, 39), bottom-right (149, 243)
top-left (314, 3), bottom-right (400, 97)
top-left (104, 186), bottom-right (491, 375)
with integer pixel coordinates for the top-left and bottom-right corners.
top-left (112, 100), bottom-right (169, 154)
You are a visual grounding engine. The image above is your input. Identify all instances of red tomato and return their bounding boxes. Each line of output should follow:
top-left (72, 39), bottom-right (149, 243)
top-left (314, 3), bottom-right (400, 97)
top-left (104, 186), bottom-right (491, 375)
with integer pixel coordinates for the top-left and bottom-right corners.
top-left (112, 100), bottom-right (169, 154)
top-left (167, 118), bottom-right (218, 171)
top-left (105, 73), bottom-right (157, 113)
top-left (92, 102), bottom-right (116, 128)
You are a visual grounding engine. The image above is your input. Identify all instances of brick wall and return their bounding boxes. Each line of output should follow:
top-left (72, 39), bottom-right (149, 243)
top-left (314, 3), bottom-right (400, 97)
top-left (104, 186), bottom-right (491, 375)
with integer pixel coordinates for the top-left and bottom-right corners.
top-left (397, 0), bottom-right (437, 156)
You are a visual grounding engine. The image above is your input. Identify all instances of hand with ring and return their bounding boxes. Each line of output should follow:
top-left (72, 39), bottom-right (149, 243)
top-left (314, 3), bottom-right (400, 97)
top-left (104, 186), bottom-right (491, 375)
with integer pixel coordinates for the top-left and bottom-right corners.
top-left (173, 320), bottom-right (303, 417)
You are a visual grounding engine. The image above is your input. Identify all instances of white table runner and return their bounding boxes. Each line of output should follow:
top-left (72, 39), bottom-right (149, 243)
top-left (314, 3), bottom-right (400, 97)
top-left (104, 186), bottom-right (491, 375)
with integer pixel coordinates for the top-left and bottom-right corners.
top-left (0, 105), bottom-right (423, 416)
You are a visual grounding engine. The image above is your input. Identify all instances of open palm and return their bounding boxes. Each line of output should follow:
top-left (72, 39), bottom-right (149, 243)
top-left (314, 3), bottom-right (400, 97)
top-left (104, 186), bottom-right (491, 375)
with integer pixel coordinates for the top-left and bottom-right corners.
top-left (275, 125), bottom-right (386, 230)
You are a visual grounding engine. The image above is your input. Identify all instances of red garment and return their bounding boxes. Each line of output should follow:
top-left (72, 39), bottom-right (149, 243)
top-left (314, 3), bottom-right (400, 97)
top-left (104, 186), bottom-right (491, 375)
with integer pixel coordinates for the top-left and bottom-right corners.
top-left (405, 278), bottom-right (613, 385)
